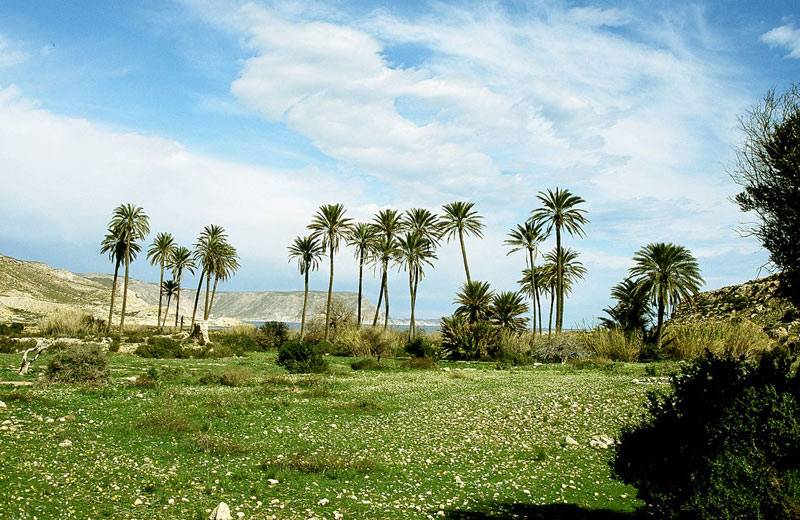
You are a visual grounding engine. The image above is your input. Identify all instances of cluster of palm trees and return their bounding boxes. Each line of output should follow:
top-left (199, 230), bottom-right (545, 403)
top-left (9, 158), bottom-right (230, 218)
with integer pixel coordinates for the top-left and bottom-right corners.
top-left (602, 242), bottom-right (704, 348)
top-left (288, 187), bottom-right (590, 342)
top-left (289, 202), bottom-right (484, 341)
top-left (101, 204), bottom-right (239, 335)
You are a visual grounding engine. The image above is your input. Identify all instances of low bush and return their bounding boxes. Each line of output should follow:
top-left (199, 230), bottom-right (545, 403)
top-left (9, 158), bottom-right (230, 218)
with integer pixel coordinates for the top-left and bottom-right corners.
top-left (135, 336), bottom-right (188, 359)
top-left (440, 315), bottom-right (500, 360)
top-left (613, 349), bottom-right (800, 518)
top-left (0, 322), bottom-right (24, 336)
top-left (581, 328), bottom-right (641, 362)
top-left (0, 337), bottom-right (35, 354)
top-left (45, 344), bottom-right (110, 384)
top-left (350, 358), bottom-right (389, 371)
top-left (402, 357), bottom-right (438, 369)
top-left (277, 341), bottom-right (328, 374)
top-left (211, 325), bottom-right (260, 352)
top-left (662, 319), bottom-right (773, 360)
top-left (38, 310), bottom-right (105, 337)
top-left (404, 336), bottom-right (442, 360)
top-left (197, 368), bottom-right (253, 387)
top-left (495, 330), bottom-right (534, 366)
top-left (257, 321), bottom-right (290, 350)
top-left (360, 327), bottom-right (400, 361)
top-left (531, 333), bottom-right (589, 363)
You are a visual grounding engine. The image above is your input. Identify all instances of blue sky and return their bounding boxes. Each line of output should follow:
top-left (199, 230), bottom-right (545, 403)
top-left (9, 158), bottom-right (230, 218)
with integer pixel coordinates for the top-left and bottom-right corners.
top-left (0, 0), bottom-right (798, 323)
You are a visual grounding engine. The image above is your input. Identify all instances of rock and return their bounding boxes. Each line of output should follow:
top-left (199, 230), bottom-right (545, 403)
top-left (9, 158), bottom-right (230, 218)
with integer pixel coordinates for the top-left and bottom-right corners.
top-left (134, 498), bottom-right (143, 506)
top-left (589, 434), bottom-right (615, 449)
top-left (0, 400), bottom-right (6, 409)
top-left (58, 439), bottom-right (73, 448)
top-left (564, 435), bottom-right (579, 446)
top-left (209, 502), bottom-right (232, 520)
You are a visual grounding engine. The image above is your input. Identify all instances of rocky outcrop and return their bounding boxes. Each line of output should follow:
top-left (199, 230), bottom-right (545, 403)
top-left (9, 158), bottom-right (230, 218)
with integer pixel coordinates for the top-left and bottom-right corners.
top-left (671, 274), bottom-right (800, 342)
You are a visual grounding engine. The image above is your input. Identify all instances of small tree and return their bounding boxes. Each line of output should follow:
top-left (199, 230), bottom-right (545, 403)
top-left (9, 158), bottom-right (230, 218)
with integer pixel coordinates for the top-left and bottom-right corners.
top-left (733, 84), bottom-right (800, 294)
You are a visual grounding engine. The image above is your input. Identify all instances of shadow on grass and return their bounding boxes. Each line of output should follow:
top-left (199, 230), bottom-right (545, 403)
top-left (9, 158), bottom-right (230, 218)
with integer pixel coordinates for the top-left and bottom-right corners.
top-left (444, 502), bottom-right (642, 519)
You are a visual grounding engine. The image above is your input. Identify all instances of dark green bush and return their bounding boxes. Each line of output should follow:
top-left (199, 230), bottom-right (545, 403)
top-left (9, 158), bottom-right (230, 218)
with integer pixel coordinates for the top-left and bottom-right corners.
top-left (612, 349), bottom-right (800, 518)
top-left (402, 357), bottom-right (437, 369)
top-left (45, 344), bottom-right (110, 384)
top-left (404, 336), bottom-right (441, 360)
top-left (0, 322), bottom-right (24, 336)
top-left (277, 341), bottom-right (328, 374)
top-left (197, 368), bottom-right (252, 386)
top-left (350, 358), bottom-right (388, 371)
top-left (213, 331), bottom-right (259, 352)
top-left (440, 315), bottom-right (499, 360)
top-left (135, 336), bottom-right (188, 358)
top-left (257, 321), bottom-right (289, 350)
top-left (0, 337), bottom-right (34, 354)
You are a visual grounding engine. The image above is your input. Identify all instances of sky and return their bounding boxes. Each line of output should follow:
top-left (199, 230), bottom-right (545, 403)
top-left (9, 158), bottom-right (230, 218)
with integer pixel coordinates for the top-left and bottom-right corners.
top-left (0, 0), bottom-right (798, 325)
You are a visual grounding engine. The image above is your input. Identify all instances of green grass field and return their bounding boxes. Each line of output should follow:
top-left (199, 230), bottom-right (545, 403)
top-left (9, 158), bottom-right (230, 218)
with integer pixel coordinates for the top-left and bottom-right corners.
top-left (0, 353), bottom-right (671, 519)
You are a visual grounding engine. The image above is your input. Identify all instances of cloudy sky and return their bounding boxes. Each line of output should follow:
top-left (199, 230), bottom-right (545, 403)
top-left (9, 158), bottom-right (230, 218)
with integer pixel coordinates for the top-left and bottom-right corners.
top-left (0, 1), bottom-right (798, 324)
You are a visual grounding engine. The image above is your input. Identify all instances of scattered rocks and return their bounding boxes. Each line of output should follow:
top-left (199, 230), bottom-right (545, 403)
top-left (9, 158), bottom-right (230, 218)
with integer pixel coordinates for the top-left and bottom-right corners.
top-left (564, 435), bottom-right (579, 446)
top-left (58, 439), bottom-right (73, 448)
top-left (589, 434), bottom-right (616, 449)
top-left (133, 498), bottom-right (143, 506)
top-left (209, 502), bottom-right (232, 520)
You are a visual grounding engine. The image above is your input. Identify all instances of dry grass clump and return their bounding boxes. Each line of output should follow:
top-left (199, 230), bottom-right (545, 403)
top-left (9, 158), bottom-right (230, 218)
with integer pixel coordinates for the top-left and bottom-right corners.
top-left (662, 319), bottom-right (774, 360)
top-left (38, 309), bottom-right (104, 337)
top-left (580, 328), bottom-right (642, 362)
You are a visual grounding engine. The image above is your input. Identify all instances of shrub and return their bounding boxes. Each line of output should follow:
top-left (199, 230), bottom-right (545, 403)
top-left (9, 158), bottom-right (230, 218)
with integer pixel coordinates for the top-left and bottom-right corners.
top-left (662, 319), bottom-right (773, 360)
top-left (404, 336), bottom-right (442, 360)
top-left (257, 321), bottom-right (290, 350)
top-left (440, 315), bottom-right (500, 360)
top-left (0, 337), bottom-right (35, 354)
top-left (495, 330), bottom-right (534, 366)
top-left (581, 328), bottom-right (641, 362)
top-left (612, 349), bottom-right (800, 518)
top-left (360, 327), bottom-right (400, 361)
top-left (402, 357), bottom-right (437, 369)
top-left (277, 341), bottom-right (328, 374)
top-left (198, 343), bottom-right (244, 359)
top-left (211, 328), bottom-right (258, 352)
top-left (0, 322), bottom-right (24, 336)
top-left (135, 336), bottom-right (188, 358)
top-left (197, 368), bottom-right (253, 387)
top-left (531, 333), bottom-right (589, 363)
top-left (333, 325), bottom-right (368, 356)
top-left (350, 358), bottom-right (388, 371)
top-left (38, 310), bottom-right (105, 337)
top-left (45, 344), bottom-right (110, 384)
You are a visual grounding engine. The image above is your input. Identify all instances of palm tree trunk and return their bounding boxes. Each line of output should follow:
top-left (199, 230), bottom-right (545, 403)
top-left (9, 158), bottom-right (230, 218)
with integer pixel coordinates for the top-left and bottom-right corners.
top-left (174, 281), bottom-right (181, 331)
top-left (383, 263), bottom-right (390, 331)
top-left (357, 252), bottom-right (364, 327)
top-left (106, 259), bottom-right (121, 335)
top-left (408, 268), bottom-right (415, 340)
top-left (300, 270), bottom-right (309, 340)
top-left (119, 239), bottom-right (131, 334)
top-left (555, 226), bottom-right (563, 333)
top-left (528, 249), bottom-right (537, 336)
top-left (203, 271), bottom-right (212, 321)
top-left (208, 276), bottom-right (219, 318)
top-left (162, 295), bottom-right (172, 329)
top-left (324, 249), bottom-right (334, 340)
top-left (157, 263), bottom-right (164, 331)
top-left (548, 289), bottom-right (555, 336)
top-left (458, 228), bottom-right (471, 283)
top-left (655, 291), bottom-right (666, 349)
top-left (536, 288), bottom-right (543, 335)
top-left (191, 270), bottom-right (204, 329)
top-left (372, 267), bottom-right (385, 327)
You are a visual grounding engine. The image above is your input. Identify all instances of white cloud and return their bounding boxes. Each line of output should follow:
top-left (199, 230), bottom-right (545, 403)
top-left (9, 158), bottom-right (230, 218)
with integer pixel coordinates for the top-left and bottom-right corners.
top-left (0, 35), bottom-right (28, 68)
top-left (761, 23), bottom-right (800, 59)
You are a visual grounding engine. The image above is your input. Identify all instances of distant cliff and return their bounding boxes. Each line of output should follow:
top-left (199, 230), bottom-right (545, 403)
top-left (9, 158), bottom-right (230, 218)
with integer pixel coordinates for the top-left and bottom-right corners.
top-left (0, 253), bottom-right (373, 325)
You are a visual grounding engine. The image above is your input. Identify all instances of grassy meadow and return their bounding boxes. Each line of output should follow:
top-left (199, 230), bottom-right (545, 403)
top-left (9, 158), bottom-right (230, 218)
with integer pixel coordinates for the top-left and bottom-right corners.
top-left (0, 351), bottom-right (676, 519)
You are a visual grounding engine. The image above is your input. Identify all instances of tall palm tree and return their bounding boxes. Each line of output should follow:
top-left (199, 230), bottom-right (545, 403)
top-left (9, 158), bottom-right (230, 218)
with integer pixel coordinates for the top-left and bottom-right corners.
top-left (629, 243), bottom-right (703, 349)
top-left (441, 201), bottom-right (484, 283)
top-left (346, 223), bottom-right (377, 327)
top-left (505, 220), bottom-right (548, 335)
top-left (397, 230), bottom-right (437, 339)
top-left (191, 225), bottom-right (227, 329)
top-left (404, 208), bottom-right (442, 245)
top-left (160, 279), bottom-right (179, 329)
top-left (308, 204), bottom-right (352, 340)
top-left (108, 204), bottom-right (150, 334)
top-left (288, 235), bottom-right (324, 339)
top-left (454, 280), bottom-right (494, 324)
top-left (100, 230), bottom-right (141, 335)
top-left (543, 246), bottom-right (587, 333)
top-left (531, 188), bottom-right (588, 332)
top-left (599, 277), bottom-right (652, 333)
top-left (491, 291), bottom-right (529, 332)
top-left (169, 246), bottom-right (195, 331)
top-left (370, 209), bottom-right (404, 327)
top-left (147, 232), bottom-right (175, 331)
top-left (207, 242), bottom-right (239, 319)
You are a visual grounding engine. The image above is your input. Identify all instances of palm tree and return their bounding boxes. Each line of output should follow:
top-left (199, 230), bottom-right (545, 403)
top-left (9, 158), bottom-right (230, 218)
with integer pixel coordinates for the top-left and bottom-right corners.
top-left (491, 291), bottom-right (529, 332)
top-left (441, 201), bottom-right (484, 283)
top-left (454, 280), bottom-right (494, 323)
top-left (100, 230), bottom-right (141, 335)
top-left (308, 204), bottom-right (352, 340)
top-left (147, 232), bottom-right (175, 331)
top-left (206, 242), bottom-right (239, 319)
top-left (169, 246), bottom-right (195, 331)
top-left (397, 230), bottom-right (437, 339)
top-left (630, 243), bottom-right (703, 349)
top-left (370, 209), bottom-right (403, 327)
top-left (505, 220), bottom-right (548, 335)
top-left (160, 279), bottom-right (179, 329)
top-left (543, 247), bottom-right (587, 332)
top-left (346, 223), bottom-right (377, 327)
top-left (531, 188), bottom-right (588, 332)
top-left (288, 235), bottom-right (324, 339)
top-left (190, 225), bottom-right (227, 329)
top-left (404, 208), bottom-right (442, 245)
top-left (599, 277), bottom-right (652, 333)
top-left (108, 204), bottom-right (150, 334)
